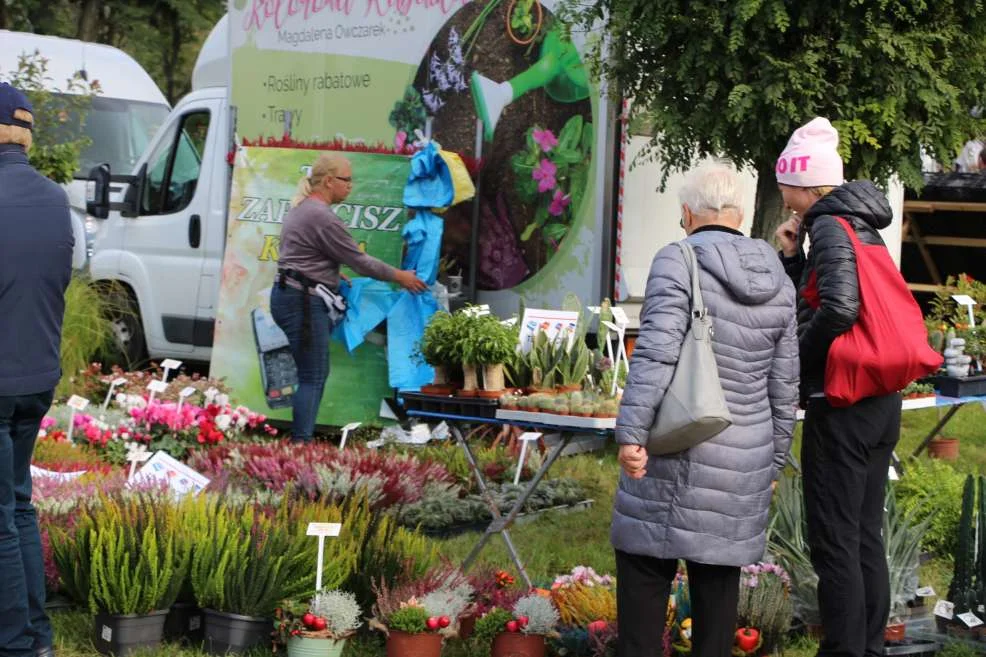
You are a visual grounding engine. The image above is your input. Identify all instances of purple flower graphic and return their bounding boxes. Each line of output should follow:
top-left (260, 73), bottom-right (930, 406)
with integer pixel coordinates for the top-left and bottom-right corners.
top-left (533, 128), bottom-right (558, 152)
top-left (548, 188), bottom-right (571, 216)
top-left (532, 158), bottom-right (557, 193)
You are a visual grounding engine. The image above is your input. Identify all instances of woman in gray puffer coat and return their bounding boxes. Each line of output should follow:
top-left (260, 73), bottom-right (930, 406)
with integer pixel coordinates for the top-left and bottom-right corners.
top-left (613, 164), bottom-right (799, 657)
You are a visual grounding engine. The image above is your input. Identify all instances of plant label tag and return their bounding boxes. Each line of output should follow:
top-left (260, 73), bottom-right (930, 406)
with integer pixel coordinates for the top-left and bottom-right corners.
top-left (951, 294), bottom-right (977, 307)
top-left (916, 587), bottom-right (936, 598)
top-left (147, 380), bottom-right (169, 394)
top-left (67, 395), bottom-right (90, 412)
top-left (611, 306), bottom-right (629, 326)
top-left (160, 359), bottom-right (183, 371)
top-left (112, 377), bottom-right (128, 387)
top-left (101, 625), bottom-right (112, 642)
top-left (188, 616), bottom-right (201, 631)
top-left (179, 386), bottom-right (197, 399)
top-left (958, 612), bottom-right (984, 628)
top-left (934, 600), bottom-right (955, 620)
top-left (888, 465), bottom-right (899, 481)
top-left (306, 522), bottom-right (341, 537)
top-left (519, 432), bottom-right (542, 443)
top-left (366, 438), bottom-right (385, 449)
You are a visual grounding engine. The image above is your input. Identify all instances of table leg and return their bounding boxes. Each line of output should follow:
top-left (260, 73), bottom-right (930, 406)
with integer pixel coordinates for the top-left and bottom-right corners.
top-left (452, 422), bottom-right (534, 588)
top-left (911, 405), bottom-right (962, 458)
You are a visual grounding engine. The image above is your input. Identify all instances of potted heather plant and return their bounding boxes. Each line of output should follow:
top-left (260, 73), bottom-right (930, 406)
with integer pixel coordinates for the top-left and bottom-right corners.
top-left (274, 590), bottom-right (362, 657)
top-left (49, 495), bottom-right (191, 657)
top-left (735, 563), bottom-right (793, 655)
top-left (487, 594), bottom-right (560, 657)
top-left (370, 567), bottom-right (474, 657)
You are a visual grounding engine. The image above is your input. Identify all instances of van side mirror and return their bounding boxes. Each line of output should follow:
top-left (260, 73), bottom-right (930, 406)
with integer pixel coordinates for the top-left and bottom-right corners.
top-left (86, 163), bottom-right (111, 219)
top-left (120, 162), bottom-right (147, 218)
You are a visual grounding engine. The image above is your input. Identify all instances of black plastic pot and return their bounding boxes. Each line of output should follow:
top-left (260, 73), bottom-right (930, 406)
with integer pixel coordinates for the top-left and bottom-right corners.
top-left (203, 609), bottom-right (271, 655)
top-left (164, 602), bottom-right (204, 645)
top-left (92, 609), bottom-right (168, 656)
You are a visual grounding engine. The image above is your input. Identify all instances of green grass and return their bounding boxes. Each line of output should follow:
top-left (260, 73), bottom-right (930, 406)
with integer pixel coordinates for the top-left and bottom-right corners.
top-left (47, 403), bottom-right (985, 656)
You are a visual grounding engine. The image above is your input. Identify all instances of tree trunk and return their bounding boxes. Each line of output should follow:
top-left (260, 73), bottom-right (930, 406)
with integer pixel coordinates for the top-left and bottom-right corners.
top-left (751, 165), bottom-right (788, 244)
top-left (0, 2), bottom-right (7, 30)
top-left (77, 0), bottom-right (103, 41)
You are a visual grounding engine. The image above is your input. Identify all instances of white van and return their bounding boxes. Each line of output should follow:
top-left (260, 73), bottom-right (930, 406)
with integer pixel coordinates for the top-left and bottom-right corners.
top-left (0, 31), bottom-right (170, 268)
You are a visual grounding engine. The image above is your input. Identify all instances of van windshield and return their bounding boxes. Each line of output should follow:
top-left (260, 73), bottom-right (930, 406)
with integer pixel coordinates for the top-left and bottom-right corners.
top-left (61, 95), bottom-right (170, 178)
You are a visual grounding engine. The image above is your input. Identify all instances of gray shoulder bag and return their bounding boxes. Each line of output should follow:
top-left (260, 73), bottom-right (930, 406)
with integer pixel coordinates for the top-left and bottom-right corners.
top-left (646, 241), bottom-right (732, 455)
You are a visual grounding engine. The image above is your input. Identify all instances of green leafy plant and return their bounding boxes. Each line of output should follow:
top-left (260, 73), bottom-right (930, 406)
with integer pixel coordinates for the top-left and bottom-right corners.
top-left (58, 278), bottom-right (126, 397)
top-left (388, 86), bottom-right (427, 136)
top-left (473, 608), bottom-right (513, 643)
top-left (767, 475), bottom-right (820, 626)
top-left (510, 0), bottom-right (539, 38)
top-left (510, 116), bottom-right (593, 247)
top-left (894, 458), bottom-right (964, 556)
top-left (3, 50), bottom-right (99, 183)
top-left (387, 605), bottom-right (430, 634)
top-left (418, 312), bottom-right (461, 382)
top-left (885, 486), bottom-right (933, 623)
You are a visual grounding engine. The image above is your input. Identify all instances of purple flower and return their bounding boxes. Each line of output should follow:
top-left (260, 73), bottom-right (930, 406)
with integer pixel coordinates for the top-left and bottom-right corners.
top-left (533, 128), bottom-right (558, 152)
top-left (548, 189), bottom-right (571, 216)
top-left (532, 158), bottom-right (557, 193)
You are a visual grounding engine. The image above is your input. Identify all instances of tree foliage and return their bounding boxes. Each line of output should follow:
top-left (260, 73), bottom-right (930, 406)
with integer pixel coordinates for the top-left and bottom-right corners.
top-left (570, 0), bottom-right (986, 237)
top-left (0, 0), bottom-right (223, 104)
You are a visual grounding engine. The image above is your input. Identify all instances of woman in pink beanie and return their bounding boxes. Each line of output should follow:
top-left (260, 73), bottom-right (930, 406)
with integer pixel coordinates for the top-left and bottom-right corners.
top-left (774, 117), bottom-right (901, 657)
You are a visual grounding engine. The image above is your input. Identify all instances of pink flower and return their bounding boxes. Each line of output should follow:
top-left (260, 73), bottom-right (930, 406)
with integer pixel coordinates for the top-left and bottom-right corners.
top-left (533, 128), bottom-right (558, 152)
top-left (394, 130), bottom-right (407, 151)
top-left (532, 158), bottom-right (557, 193)
top-left (41, 417), bottom-right (56, 431)
top-left (548, 188), bottom-right (571, 216)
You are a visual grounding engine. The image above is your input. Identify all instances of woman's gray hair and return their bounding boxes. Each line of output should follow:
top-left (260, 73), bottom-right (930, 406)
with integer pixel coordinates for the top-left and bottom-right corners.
top-left (677, 161), bottom-right (743, 219)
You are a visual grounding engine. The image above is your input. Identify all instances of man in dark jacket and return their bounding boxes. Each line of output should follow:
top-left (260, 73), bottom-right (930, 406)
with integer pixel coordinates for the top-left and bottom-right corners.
top-left (0, 82), bottom-right (73, 657)
top-left (775, 118), bottom-right (900, 657)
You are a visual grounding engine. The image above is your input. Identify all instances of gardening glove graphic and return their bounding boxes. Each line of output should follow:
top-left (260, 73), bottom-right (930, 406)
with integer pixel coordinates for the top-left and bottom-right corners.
top-left (470, 28), bottom-right (589, 141)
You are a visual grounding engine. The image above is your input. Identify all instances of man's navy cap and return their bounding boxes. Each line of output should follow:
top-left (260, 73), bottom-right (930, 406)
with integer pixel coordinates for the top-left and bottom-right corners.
top-left (0, 82), bottom-right (33, 129)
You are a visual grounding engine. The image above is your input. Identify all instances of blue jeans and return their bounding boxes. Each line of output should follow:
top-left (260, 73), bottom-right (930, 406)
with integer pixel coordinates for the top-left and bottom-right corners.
top-left (270, 285), bottom-right (331, 442)
top-left (0, 391), bottom-right (54, 657)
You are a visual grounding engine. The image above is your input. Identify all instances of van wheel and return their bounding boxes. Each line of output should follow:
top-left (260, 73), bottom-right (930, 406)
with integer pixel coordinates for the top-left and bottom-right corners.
top-left (105, 286), bottom-right (147, 368)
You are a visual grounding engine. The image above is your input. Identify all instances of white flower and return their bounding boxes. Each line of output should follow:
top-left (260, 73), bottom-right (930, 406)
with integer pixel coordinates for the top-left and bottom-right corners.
top-left (216, 414), bottom-right (232, 431)
top-left (216, 393), bottom-right (230, 407)
top-left (116, 392), bottom-right (127, 404)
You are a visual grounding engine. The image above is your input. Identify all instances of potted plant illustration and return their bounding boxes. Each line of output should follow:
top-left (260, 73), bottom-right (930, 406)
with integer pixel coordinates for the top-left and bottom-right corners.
top-left (418, 311), bottom-right (459, 396)
top-left (487, 594), bottom-right (560, 657)
top-left (49, 496), bottom-right (191, 657)
top-left (506, 0), bottom-right (543, 45)
top-left (274, 590), bottom-right (362, 657)
top-left (467, 314), bottom-right (521, 398)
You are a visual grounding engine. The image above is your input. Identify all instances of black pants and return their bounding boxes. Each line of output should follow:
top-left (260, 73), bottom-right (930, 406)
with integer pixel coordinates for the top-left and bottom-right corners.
top-left (615, 550), bottom-right (740, 657)
top-left (803, 393), bottom-right (901, 657)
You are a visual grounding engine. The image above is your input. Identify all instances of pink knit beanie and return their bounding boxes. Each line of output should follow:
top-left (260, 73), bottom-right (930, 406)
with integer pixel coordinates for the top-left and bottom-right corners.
top-left (775, 117), bottom-right (844, 187)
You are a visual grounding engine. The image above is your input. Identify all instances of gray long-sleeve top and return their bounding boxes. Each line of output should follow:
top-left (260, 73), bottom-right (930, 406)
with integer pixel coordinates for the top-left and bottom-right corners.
top-left (277, 197), bottom-right (396, 290)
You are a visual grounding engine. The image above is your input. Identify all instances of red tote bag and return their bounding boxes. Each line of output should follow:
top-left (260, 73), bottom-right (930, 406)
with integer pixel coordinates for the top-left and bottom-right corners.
top-left (802, 217), bottom-right (942, 407)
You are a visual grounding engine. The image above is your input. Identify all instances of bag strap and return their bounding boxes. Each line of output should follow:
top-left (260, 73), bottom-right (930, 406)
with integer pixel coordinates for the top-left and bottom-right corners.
top-left (676, 241), bottom-right (706, 318)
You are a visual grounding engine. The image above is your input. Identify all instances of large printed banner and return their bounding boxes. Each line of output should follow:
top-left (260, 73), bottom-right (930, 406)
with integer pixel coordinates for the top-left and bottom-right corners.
top-left (211, 147), bottom-right (411, 425)
top-left (215, 0), bottom-right (608, 423)
top-left (227, 0), bottom-right (607, 311)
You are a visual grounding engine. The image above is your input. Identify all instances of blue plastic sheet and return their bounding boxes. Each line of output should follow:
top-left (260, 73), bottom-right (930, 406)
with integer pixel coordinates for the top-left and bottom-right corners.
top-left (403, 142), bottom-right (453, 209)
top-left (332, 144), bottom-right (454, 391)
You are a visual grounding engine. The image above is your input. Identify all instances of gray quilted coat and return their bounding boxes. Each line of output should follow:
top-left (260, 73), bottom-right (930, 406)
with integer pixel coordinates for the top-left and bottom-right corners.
top-left (612, 228), bottom-right (799, 566)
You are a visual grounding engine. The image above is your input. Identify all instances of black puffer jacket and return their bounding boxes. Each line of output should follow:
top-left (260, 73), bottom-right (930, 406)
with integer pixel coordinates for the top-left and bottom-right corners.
top-left (780, 181), bottom-right (893, 401)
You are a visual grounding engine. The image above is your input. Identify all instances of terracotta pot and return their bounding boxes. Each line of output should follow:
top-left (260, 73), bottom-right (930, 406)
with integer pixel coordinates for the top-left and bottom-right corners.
top-left (884, 624), bottom-right (906, 642)
top-left (457, 388), bottom-right (480, 398)
top-left (477, 389), bottom-right (505, 399)
top-left (559, 384), bottom-right (583, 393)
top-left (491, 632), bottom-right (546, 657)
top-left (386, 631), bottom-right (442, 657)
top-left (525, 387), bottom-right (555, 396)
top-left (928, 437), bottom-right (959, 461)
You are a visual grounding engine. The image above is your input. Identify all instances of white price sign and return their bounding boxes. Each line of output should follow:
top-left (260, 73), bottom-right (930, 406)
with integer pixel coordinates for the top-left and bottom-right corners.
top-left (67, 395), bottom-right (90, 411)
top-left (160, 359), bottom-right (183, 371)
top-left (958, 611), bottom-right (984, 628)
top-left (934, 600), bottom-right (955, 620)
top-left (146, 380), bottom-right (169, 394)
